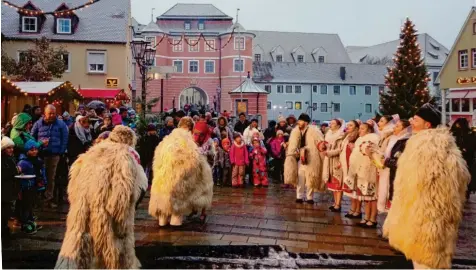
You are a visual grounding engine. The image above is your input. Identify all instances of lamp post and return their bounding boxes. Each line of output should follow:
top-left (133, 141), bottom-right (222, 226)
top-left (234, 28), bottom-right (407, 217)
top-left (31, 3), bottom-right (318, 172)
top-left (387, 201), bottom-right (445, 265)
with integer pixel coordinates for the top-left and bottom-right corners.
top-left (130, 38), bottom-right (156, 118)
top-left (216, 86), bottom-right (222, 113)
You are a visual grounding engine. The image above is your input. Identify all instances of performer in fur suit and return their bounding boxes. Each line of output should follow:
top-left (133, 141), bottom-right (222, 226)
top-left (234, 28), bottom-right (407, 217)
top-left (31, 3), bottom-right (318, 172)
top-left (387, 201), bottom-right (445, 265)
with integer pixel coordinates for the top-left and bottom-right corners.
top-left (149, 125), bottom-right (213, 227)
top-left (284, 113), bottom-right (325, 204)
top-left (383, 104), bottom-right (470, 269)
top-left (55, 126), bottom-right (148, 269)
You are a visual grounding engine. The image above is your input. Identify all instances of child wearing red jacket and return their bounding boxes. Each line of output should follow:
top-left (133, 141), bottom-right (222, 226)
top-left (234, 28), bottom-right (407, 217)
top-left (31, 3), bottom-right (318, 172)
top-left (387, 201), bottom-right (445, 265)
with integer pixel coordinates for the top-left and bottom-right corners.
top-left (230, 133), bottom-right (249, 188)
top-left (250, 137), bottom-right (269, 187)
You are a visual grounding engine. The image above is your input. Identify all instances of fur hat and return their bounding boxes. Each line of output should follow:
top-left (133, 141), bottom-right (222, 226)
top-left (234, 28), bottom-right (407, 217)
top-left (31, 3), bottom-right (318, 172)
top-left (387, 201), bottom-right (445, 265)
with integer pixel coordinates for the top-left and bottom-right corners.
top-left (298, 113), bottom-right (311, 123)
top-left (109, 125), bottom-right (137, 147)
top-left (1, 136), bottom-right (14, 150)
top-left (415, 103), bottom-right (441, 128)
top-left (278, 116), bottom-right (286, 123)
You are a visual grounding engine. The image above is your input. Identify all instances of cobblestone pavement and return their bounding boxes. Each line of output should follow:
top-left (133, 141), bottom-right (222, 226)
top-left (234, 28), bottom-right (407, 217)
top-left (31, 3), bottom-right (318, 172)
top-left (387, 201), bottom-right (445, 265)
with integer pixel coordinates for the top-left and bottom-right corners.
top-left (3, 184), bottom-right (476, 267)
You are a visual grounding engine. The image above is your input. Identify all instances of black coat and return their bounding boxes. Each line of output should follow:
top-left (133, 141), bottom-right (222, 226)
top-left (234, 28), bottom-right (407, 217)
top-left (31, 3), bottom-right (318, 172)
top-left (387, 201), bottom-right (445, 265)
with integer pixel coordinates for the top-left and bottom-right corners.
top-left (67, 126), bottom-right (92, 165)
top-left (234, 120), bottom-right (250, 135)
top-left (138, 134), bottom-right (160, 167)
top-left (1, 154), bottom-right (19, 202)
top-left (384, 137), bottom-right (409, 201)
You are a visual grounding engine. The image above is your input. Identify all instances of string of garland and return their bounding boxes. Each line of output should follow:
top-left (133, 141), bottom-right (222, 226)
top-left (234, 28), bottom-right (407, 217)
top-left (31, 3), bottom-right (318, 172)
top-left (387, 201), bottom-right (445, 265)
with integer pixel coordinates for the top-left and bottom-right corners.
top-left (151, 27), bottom-right (237, 51)
top-left (2, 0), bottom-right (101, 16)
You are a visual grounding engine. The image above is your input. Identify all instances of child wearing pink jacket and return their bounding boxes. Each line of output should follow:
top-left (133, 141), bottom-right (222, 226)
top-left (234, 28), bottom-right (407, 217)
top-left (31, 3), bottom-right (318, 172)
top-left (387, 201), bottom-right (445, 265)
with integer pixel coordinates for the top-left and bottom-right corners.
top-left (230, 133), bottom-right (249, 188)
top-left (250, 138), bottom-right (268, 187)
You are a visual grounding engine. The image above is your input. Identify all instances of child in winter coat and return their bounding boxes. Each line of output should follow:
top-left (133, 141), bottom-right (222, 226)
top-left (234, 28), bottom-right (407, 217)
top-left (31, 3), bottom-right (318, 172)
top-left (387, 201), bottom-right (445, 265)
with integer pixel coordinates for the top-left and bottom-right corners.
top-left (250, 138), bottom-right (268, 187)
top-left (16, 140), bottom-right (45, 234)
top-left (270, 130), bottom-right (287, 185)
top-left (2, 137), bottom-right (19, 247)
top-left (212, 138), bottom-right (225, 186)
top-left (230, 134), bottom-right (249, 187)
top-left (221, 138), bottom-right (232, 186)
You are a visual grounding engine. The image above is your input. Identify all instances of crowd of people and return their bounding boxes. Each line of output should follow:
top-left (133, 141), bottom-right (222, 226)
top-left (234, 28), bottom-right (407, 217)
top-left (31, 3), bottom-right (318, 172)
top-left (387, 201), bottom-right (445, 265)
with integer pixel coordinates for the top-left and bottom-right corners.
top-left (1, 102), bottom-right (475, 269)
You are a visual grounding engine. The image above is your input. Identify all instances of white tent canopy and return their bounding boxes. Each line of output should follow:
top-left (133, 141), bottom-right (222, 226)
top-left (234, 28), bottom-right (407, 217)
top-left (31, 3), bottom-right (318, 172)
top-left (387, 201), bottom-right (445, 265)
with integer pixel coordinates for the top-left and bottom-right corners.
top-left (230, 77), bottom-right (268, 94)
top-left (14, 82), bottom-right (65, 94)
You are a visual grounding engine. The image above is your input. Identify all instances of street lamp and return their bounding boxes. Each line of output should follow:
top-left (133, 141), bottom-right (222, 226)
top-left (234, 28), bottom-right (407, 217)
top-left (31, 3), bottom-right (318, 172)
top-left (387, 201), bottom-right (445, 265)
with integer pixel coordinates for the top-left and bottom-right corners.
top-left (216, 86), bottom-right (222, 113)
top-left (131, 38), bottom-right (156, 117)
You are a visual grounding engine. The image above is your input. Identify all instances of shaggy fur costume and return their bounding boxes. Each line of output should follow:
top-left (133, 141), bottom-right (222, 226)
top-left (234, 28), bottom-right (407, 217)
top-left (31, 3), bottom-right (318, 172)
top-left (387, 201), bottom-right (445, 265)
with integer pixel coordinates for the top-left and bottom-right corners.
top-left (284, 125), bottom-right (325, 191)
top-left (383, 128), bottom-right (470, 269)
top-left (149, 128), bottom-right (213, 219)
top-left (55, 126), bottom-right (148, 269)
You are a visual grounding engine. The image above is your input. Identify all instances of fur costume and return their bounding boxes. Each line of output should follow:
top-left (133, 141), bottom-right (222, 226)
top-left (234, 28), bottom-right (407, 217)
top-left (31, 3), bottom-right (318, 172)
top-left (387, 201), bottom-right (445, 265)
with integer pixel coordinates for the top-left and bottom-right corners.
top-left (284, 125), bottom-right (325, 191)
top-left (148, 128), bottom-right (213, 220)
top-left (383, 128), bottom-right (470, 269)
top-left (55, 126), bottom-right (148, 269)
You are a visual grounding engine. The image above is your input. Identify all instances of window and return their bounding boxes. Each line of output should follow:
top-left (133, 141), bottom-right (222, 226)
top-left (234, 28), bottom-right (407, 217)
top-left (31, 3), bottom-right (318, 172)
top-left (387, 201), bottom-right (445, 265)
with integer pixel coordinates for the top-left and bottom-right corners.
top-left (365, 104), bottom-right (372, 113)
top-left (320, 103), bottom-right (328, 112)
top-left (234, 59), bottom-right (244, 72)
top-left (333, 85), bottom-right (340, 95)
top-left (267, 102), bottom-right (271, 110)
top-left (295, 102), bottom-right (302, 110)
top-left (87, 51), bottom-right (106, 73)
top-left (277, 85), bottom-right (284, 93)
top-left (312, 103), bottom-right (317, 111)
top-left (18, 51), bottom-right (29, 62)
top-left (433, 71), bottom-right (440, 82)
top-left (312, 85), bottom-right (318, 93)
top-left (379, 85), bottom-right (385, 93)
top-left (462, 99), bottom-right (470, 112)
top-left (297, 55), bottom-right (304, 63)
top-left (254, 54), bottom-right (261, 62)
top-left (294, 85), bottom-right (302, 94)
top-left (264, 85), bottom-right (271, 94)
top-left (474, 22), bottom-right (476, 34)
top-left (189, 60), bottom-right (199, 73)
top-left (276, 55), bottom-right (283, 62)
top-left (145, 36), bottom-right (155, 47)
top-left (204, 60), bottom-right (215, 73)
top-left (318, 56), bottom-right (325, 63)
top-left (234, 37), bottom-right (245, 50)
top-left (184, 21), bottom-right (191, 30)
top-left (173, 39), bottom-right (183, 52)
top-left (349, 85), bottom-right (356, 95)
top-left (285, 85), bottom-right (293, 93)
top-left (320, 85), bottom-right (327, 95)
top-left (459, 50), bottom-right (468, 69)
top-left (173, 60), bottom-right (183, 73)
top-left (286, 101), bottom-right (293, 109)
top-left (333, 103), bottom-right (341, 112)
top-left (57, 18), bottom-right (71, 34)
top-left (472, 49), bottom-right (476, 68)
top-left (188, 39), bottom-right (199, 52)
top-left (451, 99), bottom-right (460, 112)
top-left (61, 53), bottom-right (70, 72)
top-left (198, 21), bottom-right (204, 30)
top-left (205, 39), bottom-right (215, 51)
top-left (22, 16), bottom-right (37, 32)
top-left (365, 86), bottom-right (372, 95)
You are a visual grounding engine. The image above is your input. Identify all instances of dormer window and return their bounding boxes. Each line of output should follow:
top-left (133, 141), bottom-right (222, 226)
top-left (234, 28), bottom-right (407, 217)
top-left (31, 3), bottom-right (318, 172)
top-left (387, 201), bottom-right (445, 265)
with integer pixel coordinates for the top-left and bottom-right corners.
top-left (276, 55), bottom-right (283, 62)
top-left (198, 21), bottom-right (205, 30)
top-left (184, 21), bottom-right (191, 30)
top-left (297, 55), bottom-right (304, 63)
top-left (318, 56), bottom-right (325, 63)
top-left (57, 18), bottom-right (72, 34)
top-left (22, 17), bottom-right (37, 32)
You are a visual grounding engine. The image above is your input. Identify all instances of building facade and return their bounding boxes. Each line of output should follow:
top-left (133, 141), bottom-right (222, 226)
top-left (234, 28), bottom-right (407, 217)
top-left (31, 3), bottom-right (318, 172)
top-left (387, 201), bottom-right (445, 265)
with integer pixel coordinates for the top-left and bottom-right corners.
top-left (133, 3), bottom-right (256, 116)
top-left (1, 0), bottom-right (133, 104)
top-left (438, 7), bottom-right (476, 125)
top-left (253, 62), bottom-right (386, 123)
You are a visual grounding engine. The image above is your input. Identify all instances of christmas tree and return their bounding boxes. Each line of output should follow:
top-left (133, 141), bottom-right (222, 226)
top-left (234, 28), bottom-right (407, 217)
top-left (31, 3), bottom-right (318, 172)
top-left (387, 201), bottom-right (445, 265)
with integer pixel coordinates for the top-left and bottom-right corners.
top-left (380, 18), bottom-right (432, 119)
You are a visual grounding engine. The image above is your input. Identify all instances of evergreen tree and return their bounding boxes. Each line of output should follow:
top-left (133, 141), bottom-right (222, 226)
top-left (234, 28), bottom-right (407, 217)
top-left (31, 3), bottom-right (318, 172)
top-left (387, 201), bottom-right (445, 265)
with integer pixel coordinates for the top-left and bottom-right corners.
top-left (380, 18), bottom-right (432, 118)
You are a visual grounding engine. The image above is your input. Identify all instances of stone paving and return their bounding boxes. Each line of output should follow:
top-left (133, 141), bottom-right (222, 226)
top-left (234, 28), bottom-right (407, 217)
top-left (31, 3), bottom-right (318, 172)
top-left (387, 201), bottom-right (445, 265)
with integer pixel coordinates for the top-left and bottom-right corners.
top-left (4, 184), bottom-right (476, 262)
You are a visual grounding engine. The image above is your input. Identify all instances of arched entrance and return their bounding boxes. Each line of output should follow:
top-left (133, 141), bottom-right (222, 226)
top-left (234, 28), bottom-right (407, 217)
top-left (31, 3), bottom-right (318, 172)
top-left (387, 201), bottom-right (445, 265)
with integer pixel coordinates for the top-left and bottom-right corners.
top-left (179, 87), bottom-right (209, 110)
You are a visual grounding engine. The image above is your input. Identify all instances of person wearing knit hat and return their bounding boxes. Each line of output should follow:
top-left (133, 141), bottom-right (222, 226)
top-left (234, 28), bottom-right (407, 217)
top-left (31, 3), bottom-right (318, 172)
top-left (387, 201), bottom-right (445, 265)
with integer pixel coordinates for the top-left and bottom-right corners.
top-left (55, 125), bottom-right (147, 269)
top-left (1, 136), bottom-right (19, 246)
top-left (1, 136), bottom-right (15, 151)
top-left (284, 112), bottom-right (325, 204)
top-left (383, 103), bottom-right (470, 269)
top-left (159, 116), bottom-right (175, 142)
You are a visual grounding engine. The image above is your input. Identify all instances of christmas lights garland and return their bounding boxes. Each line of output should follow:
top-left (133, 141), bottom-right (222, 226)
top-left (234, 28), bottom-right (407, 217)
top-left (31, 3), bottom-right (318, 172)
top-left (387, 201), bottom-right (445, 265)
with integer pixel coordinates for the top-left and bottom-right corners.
top-left (153, 28), bottom-right (237, 51)
top-left (2, 0), bottom-right (100, 16)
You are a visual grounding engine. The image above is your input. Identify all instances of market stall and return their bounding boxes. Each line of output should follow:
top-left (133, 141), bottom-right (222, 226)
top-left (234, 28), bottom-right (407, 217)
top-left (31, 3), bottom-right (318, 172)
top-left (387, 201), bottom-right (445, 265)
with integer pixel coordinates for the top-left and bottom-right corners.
top-left (77, 88), bottom-right (131, 108)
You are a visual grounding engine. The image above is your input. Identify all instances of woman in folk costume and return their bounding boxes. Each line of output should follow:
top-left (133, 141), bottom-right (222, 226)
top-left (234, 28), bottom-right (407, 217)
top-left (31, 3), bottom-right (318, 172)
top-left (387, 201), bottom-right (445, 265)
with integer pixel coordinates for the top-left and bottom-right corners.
top-left (149, 120), bottom-right (213, 226)
top-left (318, 119), bottom-right (345, 212)
top-left (323, 120), bottom-right (360, 214)
top-left (284, 113), bottom-right (325, 204)
top-left (344, 123), bottom-right (379, 228)
top-left (55, 126), bottom-right (148, 269)
top-left (383, 104), bottom-right (470, 269)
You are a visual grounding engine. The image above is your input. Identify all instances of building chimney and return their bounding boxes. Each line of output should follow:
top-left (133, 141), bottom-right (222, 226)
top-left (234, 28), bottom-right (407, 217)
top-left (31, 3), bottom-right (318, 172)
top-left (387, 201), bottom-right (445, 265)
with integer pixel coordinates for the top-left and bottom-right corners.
top-left (340, 66), bottom-right (346, 81)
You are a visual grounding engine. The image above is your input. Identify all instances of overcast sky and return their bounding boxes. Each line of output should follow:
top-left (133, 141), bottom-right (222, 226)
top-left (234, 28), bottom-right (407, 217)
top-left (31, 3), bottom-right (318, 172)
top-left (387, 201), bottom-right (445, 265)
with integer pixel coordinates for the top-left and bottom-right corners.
top-left (131, 0), bottom-right (475, 49)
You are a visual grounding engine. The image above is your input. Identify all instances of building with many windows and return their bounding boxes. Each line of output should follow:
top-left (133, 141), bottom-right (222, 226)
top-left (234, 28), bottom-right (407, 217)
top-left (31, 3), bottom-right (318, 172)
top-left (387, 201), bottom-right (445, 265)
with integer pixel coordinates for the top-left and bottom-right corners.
top-left (253, 62), bottom-right (386, 123)
top-left (1, 0), bottom-right (133, 103)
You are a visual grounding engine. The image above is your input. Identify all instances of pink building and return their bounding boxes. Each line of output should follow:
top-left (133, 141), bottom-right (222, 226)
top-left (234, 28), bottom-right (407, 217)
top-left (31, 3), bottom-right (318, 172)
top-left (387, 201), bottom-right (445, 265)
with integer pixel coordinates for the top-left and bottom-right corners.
top-left (133, 3), bottom-right (267, 122)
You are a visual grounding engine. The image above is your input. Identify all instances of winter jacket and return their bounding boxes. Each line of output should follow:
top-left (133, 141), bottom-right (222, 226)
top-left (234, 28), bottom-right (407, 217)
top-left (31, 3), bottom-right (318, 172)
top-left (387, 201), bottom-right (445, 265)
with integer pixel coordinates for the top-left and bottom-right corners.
top-left (250, 146), bottom-right (267, 173)
top-left (270, 137), bottom-right (285, 159)
top-left (234, 120), bottom-right (250, 135)
top-left (243, 126), bottom-right (264, 146)
top-left (94, 123), bottom-right (114, 137)
top-left (263, 121), bottom-right (277, 142)
top-left (159, 126), bottom-right (174, 142)
top-left (214, 117), bottom-right (234, 140)
top-left (1, 153), bottom-right (19, 202)
top-left (213, 146), bottom-right (225, 168)
top-left (31, 117), bottom-right (68, 155)
top-left (62, 118), bottom-right (73, 128)
top-left (67, 125), bottom-right (92, 164)
top-left (10, 113), bottom-right (42, 155)
top-left (111, 113), bottom-right (123, 126)
top-left (384, 137), bottom-right (409, 201)
top-left (230, 141), bottom-right (249, 166)
top-left (223, 150), bottom-right (231, 168)
top-left (138, 134), bottom-right (160, 167)
top-left (17, 154), bottom-right (46, 192)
